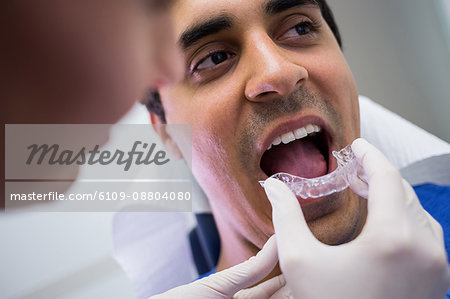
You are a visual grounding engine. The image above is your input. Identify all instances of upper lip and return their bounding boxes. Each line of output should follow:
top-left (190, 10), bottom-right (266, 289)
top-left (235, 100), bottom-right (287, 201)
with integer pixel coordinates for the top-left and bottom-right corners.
top-left (257, 114), bottom-right (333, 165)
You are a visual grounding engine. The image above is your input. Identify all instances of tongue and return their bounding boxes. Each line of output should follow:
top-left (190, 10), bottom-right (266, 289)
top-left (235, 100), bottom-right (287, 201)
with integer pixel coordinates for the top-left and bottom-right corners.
top-left (261, 138), bottom-right (327, 178)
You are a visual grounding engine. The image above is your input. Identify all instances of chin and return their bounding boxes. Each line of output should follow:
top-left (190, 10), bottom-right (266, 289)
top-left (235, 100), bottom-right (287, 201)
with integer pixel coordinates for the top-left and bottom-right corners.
top-left (304, 190), bottom-right (366, 245)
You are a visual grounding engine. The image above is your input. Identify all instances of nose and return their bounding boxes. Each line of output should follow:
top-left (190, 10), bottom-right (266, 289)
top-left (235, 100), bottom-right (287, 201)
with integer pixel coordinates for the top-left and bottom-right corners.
top-left (244, 32), bottom-right (308, 102)
top-left (150, 45), bottom-right (184, 89)
top-left (149, 18), bottom-right (184, 89)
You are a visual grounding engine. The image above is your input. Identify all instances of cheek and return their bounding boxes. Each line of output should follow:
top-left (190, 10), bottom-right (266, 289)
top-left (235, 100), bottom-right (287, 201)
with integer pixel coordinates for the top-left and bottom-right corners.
top-left (162, 78), bottom-right (244, 139)
top-left (310, 50), bottom-right (356, 98)
top-left (308, 50), bottom-right (360, 135)
top-left (160, 85), bottom-right (245, 181)
top-left (160, 88), bottom-right (224, 165)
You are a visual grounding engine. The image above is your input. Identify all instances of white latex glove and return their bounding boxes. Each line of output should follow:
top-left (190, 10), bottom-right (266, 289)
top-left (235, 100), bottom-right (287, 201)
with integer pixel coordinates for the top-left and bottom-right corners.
top-left (150, 235), bottom-right (289, 299)
top-left (264, 138), bottom-right (450, 299)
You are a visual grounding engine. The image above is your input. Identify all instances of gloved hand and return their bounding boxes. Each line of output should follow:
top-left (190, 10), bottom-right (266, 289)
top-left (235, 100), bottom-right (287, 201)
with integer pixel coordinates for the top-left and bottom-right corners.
top-left (264, 138), bottom-right (450, 299)
top-left (149, 235), bottom-right (289, 299)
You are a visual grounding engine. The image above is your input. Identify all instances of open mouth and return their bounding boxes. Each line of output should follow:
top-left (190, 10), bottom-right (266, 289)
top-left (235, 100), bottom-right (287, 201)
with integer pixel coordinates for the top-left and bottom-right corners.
top-left (260, 123), bottom-right (332, 179)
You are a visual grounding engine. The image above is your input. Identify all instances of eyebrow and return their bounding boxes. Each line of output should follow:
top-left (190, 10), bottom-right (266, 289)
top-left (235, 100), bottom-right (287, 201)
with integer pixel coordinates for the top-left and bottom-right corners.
top-left (264, 0), bottom-right (319, 15)
top-left (179, 14), bottom-right (234, 50)
top-left (178, 0), bottom-right (319, 50)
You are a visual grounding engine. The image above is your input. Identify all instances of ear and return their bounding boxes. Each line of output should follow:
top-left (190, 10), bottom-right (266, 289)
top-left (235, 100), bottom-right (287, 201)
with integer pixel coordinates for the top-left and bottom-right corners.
top-left (149, 112), bottom-right (184, 160)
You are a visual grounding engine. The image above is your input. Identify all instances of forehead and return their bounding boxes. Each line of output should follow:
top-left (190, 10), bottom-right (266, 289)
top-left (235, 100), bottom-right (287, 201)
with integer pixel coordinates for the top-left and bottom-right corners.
top-left (173, 0), bottom-right (319, 13)
top-left (171, 0), bottom-right (321, 38)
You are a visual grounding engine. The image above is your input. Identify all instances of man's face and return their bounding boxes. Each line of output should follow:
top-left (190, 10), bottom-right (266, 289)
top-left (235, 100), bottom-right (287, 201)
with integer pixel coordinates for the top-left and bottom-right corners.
top-left (159, 0), bottom-right (365, 247)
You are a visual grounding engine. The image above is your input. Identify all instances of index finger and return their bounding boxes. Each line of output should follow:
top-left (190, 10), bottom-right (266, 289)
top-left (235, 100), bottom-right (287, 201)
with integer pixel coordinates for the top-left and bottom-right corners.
top-left (264, 178), bottom-right (319, 260)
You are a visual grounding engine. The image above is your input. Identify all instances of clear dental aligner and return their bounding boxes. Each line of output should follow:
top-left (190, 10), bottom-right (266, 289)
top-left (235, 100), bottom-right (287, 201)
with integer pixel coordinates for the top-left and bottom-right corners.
top-left (259, 144), bottom-right (357, 199)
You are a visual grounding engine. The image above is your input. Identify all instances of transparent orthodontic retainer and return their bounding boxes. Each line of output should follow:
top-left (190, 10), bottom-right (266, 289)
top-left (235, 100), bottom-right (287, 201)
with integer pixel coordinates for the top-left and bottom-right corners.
top-left (259, 144), bottom-right (357, 199)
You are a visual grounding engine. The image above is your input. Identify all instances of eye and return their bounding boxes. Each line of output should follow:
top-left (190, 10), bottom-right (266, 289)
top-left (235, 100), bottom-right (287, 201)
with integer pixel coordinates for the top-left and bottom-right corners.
top-left (282, 21), bottom-right (316, 39)
top-left (294, 22), bottom-right (311, 35)
top-left (195, 51), bottom-right (233, 71)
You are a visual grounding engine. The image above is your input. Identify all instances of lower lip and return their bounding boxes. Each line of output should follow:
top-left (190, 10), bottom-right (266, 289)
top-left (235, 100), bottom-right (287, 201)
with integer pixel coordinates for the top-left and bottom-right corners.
top-left (296, 190), bottom-right (347, 222)
top-left (296, 195), bottom-right (323, 205)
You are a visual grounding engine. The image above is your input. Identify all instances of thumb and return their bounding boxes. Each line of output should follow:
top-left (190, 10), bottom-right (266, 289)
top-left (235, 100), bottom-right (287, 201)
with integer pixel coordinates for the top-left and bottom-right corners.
top-left (201, 235), bottom-right (279, 297)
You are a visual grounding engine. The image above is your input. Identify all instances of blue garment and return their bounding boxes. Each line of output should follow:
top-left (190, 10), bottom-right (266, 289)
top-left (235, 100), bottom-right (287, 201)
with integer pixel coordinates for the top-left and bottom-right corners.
top-left (413, 184), bottom-right (450, 299)
top-left (197, 183), bottom-right (450, 297)
top-left (414, 184), bottom-right (450, 259)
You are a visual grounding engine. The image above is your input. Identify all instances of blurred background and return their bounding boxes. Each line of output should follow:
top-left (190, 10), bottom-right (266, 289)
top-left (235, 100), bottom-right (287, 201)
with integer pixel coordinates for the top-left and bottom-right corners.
top-left (0, 1), bottom-right (449, 298)
top-left (329, 0), bottom-right (450, 142)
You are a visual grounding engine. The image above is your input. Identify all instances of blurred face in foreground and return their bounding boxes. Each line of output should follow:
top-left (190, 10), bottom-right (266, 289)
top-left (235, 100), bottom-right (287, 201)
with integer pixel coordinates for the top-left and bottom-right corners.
top-left (1, 0), bottom-right (183, 209)
top-left (2, 0), bottom-right (182, 124)
top-left (158, 0), bottom-right (366, 269)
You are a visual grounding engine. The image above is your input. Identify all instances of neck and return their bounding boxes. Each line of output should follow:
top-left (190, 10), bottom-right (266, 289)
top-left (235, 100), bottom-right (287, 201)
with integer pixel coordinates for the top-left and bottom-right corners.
top-left (213, 210), bottom-right (281, 281)
top-left (215, 223), bottom-right (255, 271)
top-left (215, 220), bottom-right (281, 283)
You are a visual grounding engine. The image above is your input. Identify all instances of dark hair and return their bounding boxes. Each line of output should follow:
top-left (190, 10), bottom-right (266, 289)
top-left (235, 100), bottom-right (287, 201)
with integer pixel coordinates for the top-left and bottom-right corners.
top-left (145, 0), bottom-right (341, 122)
top-left (144, 90), bottom-right (166, 123)
top-left (317, 0), bottom-right (341, 47)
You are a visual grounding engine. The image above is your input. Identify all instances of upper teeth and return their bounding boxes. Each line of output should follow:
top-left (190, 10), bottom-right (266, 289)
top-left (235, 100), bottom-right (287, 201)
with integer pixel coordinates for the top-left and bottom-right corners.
top-left (267, 124), bottom-right (321, 150)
